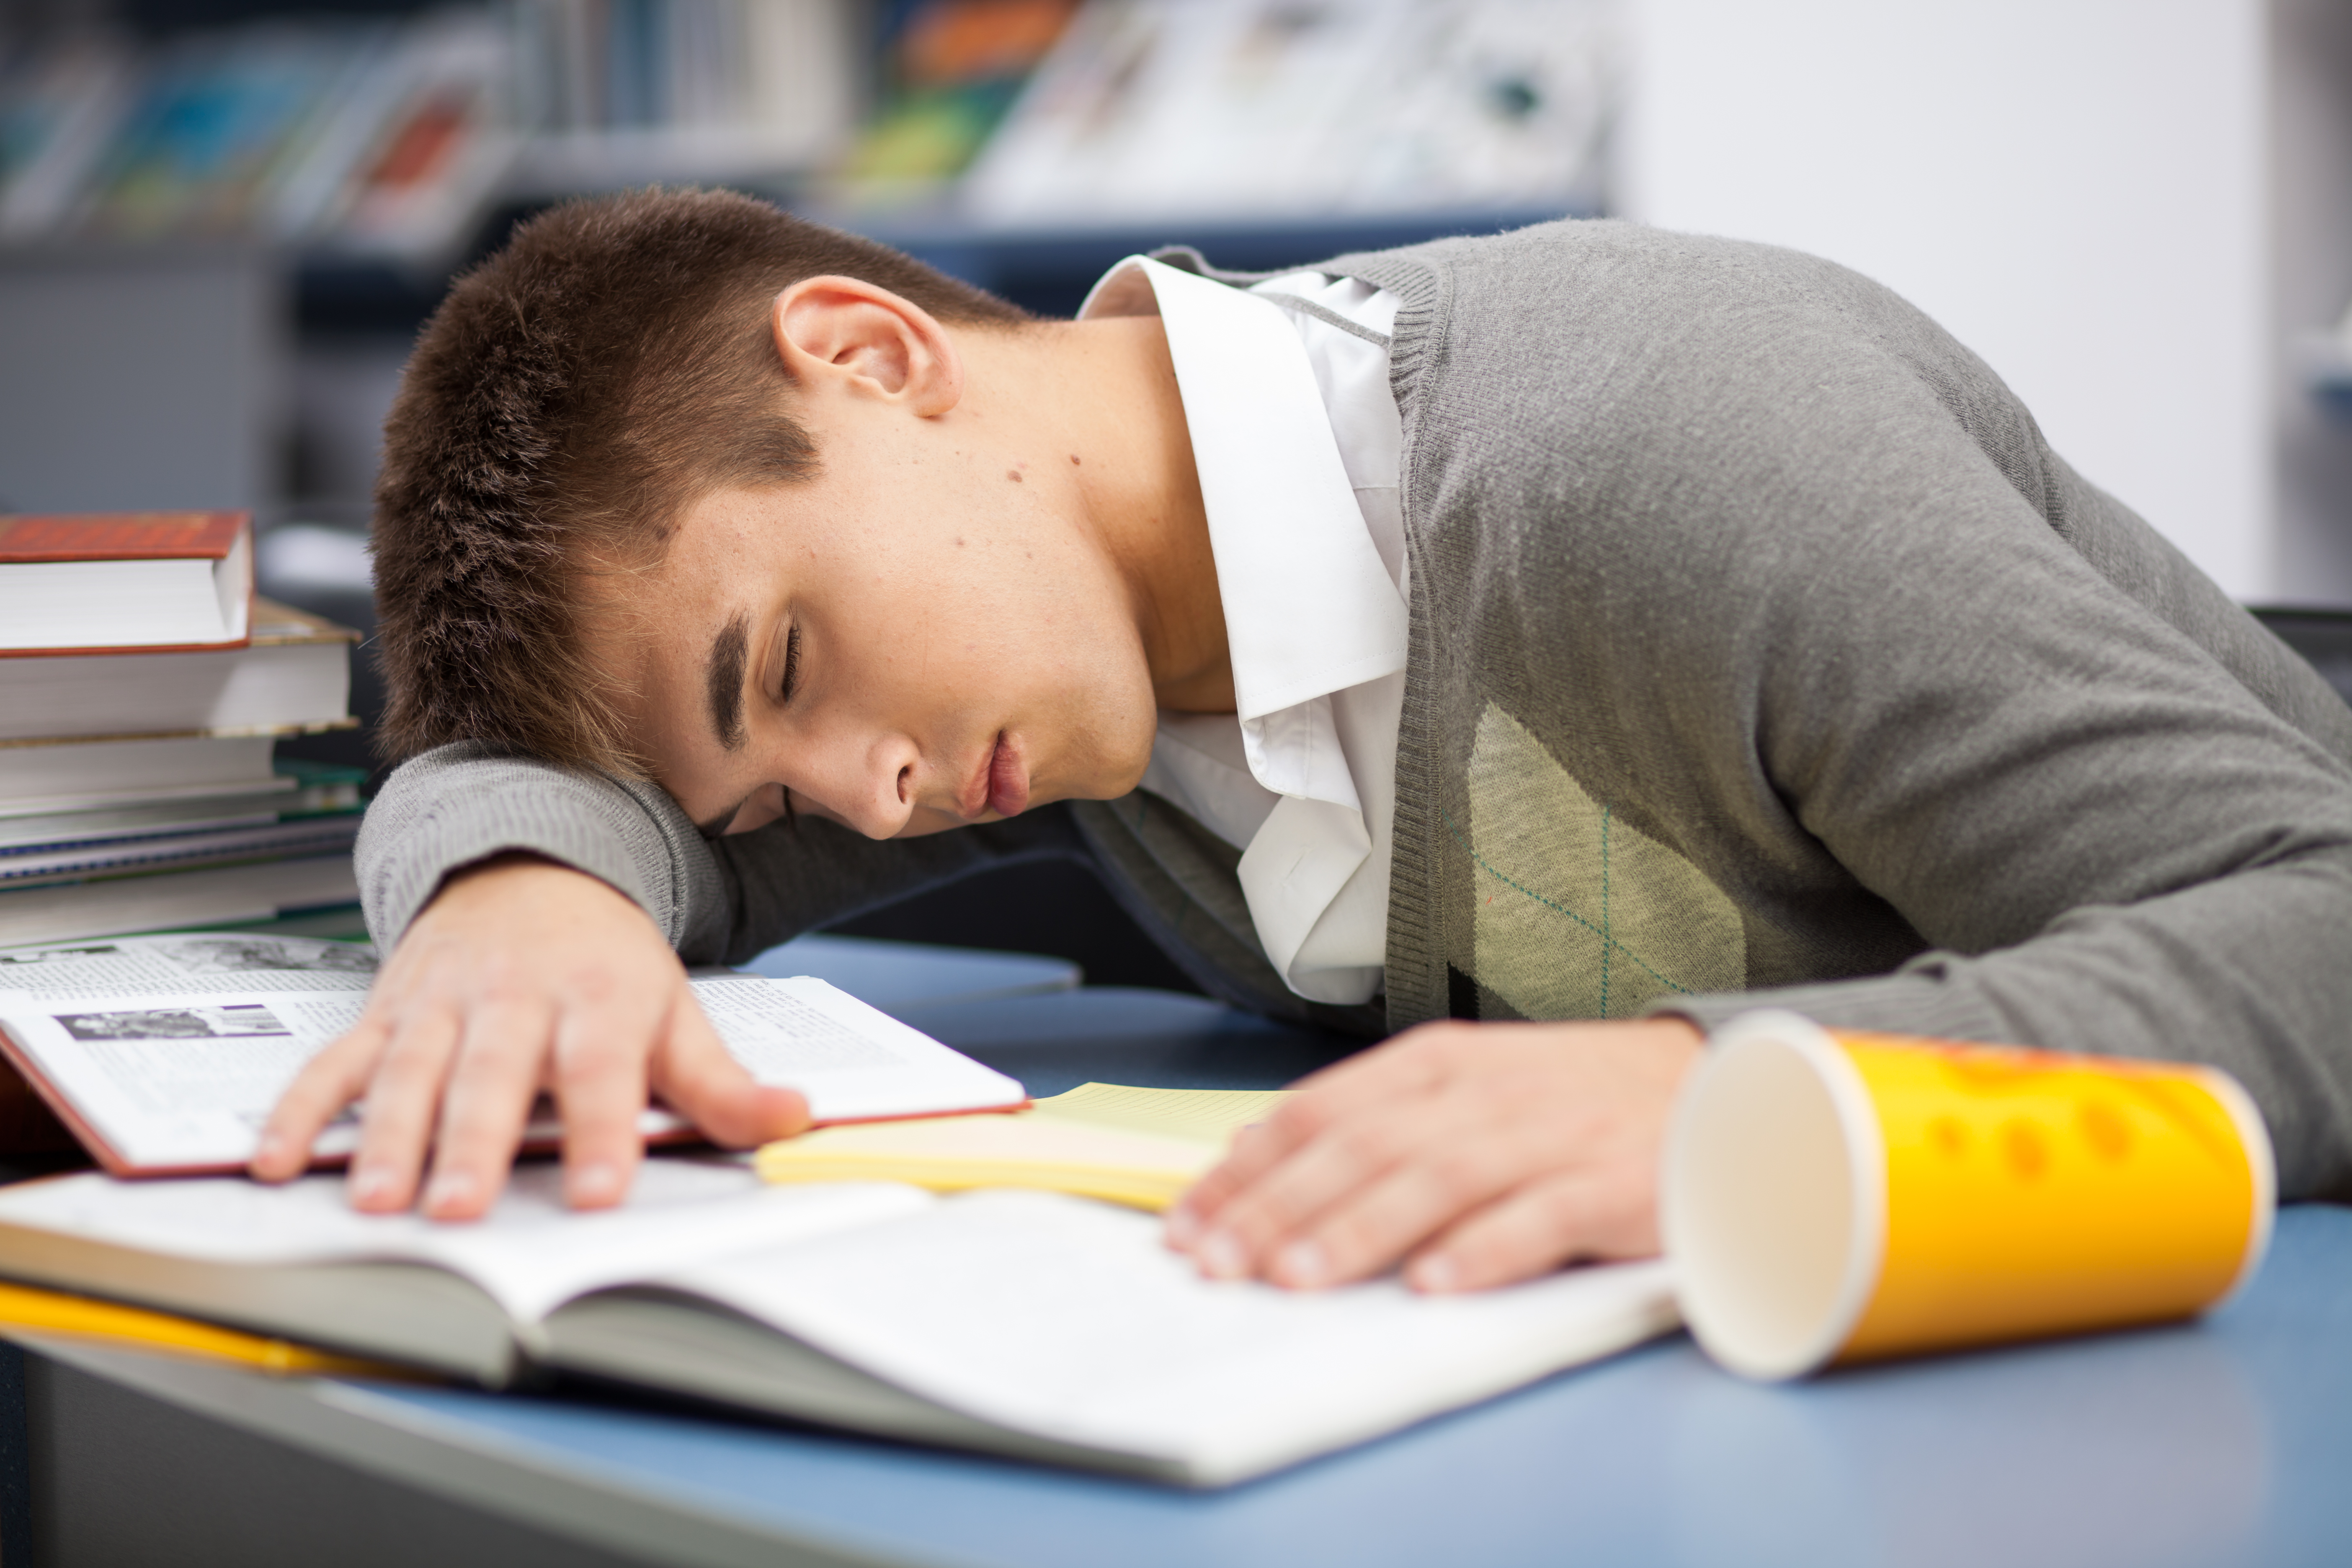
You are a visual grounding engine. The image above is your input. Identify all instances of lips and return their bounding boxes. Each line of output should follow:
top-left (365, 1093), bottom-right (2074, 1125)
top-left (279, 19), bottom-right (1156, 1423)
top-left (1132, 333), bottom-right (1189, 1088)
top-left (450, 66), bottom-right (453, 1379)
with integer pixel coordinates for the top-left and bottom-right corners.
top-left (984, 731), bottom-right (1029, 819)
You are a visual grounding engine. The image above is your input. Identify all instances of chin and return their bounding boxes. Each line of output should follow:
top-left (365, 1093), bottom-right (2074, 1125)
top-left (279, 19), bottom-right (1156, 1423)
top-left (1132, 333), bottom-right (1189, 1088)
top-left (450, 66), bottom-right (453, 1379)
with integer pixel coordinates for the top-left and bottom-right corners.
top-left (1081, 744), bottom-right (1156, 803)
top-left (1044, 677), bottom-right (1161, 804)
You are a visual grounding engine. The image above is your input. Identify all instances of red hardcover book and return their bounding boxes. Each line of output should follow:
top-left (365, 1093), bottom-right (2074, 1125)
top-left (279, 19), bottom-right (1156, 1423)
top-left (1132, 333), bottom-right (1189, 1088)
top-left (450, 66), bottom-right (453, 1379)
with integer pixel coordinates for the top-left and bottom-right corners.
top-left (0, 511), bottom-right (254, 655)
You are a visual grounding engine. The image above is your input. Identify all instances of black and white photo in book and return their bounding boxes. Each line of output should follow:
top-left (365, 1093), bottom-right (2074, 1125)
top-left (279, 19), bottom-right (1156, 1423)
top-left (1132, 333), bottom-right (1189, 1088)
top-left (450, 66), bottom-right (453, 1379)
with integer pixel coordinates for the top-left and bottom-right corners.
top-left (52, 1003), bottom-right (294, 1042)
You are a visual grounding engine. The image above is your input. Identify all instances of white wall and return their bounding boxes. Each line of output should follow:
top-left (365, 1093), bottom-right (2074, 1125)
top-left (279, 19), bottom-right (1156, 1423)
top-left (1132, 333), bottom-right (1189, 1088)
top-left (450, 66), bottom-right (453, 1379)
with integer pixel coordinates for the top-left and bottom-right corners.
top-left (1616, 0), bottom-right (2282, 601)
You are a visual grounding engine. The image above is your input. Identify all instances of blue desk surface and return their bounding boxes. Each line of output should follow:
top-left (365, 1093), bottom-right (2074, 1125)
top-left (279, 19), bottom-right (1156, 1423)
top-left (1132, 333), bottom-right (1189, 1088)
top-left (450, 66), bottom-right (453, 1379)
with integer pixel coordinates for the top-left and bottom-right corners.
top-left (332, 1202), bottom-right (2349, 1568)
top-left (332, 986), bottom-right (2352, 1568)
top-left (26, 981), bottom-right (2352, 1568)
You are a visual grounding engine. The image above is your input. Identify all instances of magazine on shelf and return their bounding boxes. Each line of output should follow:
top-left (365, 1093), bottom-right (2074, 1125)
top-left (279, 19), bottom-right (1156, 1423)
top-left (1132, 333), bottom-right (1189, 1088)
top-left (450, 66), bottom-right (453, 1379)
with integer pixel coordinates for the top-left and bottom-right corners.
top-left (963, 0), bottom-right (1621, 225)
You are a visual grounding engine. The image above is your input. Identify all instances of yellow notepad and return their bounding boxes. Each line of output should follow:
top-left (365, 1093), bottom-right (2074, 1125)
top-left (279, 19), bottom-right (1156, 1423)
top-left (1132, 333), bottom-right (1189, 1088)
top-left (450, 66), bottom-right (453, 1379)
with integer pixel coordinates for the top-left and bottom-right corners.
top-left (754, 1082), bottom-right (1290, 1212)
top-left (0, 1278), bottom-right (407, 1378)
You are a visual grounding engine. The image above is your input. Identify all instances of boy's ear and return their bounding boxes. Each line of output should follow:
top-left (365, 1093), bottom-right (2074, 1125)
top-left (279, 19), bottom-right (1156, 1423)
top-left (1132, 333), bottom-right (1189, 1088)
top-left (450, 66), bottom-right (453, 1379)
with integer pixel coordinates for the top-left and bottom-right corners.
top-left (771, 276), bottom-right (962, 418)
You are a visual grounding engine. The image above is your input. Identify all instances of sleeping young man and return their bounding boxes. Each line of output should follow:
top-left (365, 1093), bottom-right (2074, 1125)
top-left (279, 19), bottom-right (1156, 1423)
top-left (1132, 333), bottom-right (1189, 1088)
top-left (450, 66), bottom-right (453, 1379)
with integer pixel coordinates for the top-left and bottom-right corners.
top-left (256, 188), bottom-right (2352, 1293)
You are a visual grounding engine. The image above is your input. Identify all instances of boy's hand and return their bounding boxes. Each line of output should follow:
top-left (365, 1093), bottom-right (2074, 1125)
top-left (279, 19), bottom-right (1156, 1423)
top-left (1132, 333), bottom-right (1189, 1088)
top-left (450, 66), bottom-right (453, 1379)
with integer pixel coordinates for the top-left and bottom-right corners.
top-left (249, 854), bottom-right (809, 1219)
top-left (1164, 1017), bottom-right (1704, 1292)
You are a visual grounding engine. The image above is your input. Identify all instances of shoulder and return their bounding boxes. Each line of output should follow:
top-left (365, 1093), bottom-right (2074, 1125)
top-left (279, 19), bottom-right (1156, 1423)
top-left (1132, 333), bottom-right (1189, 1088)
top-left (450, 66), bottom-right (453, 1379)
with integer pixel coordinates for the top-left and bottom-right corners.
top-left (1352, 223), bottom-right (2039, 540)
top-left (1333, 219), bottom-right (1927, 338)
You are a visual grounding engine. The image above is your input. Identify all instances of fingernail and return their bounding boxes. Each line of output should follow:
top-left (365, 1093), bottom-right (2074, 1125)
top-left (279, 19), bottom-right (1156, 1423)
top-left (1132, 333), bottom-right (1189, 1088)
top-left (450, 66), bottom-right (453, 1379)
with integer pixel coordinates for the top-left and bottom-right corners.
top-left (253, 1133), bottom-right (285, 1167)
top-left (1277, 1239), bottom-right (1328, 1289)
top-left (1163, 1206), bottom-right (1200, 1248)
top-left (1197, 1230), bottom-right (1247, 1279)
top-left (1410, 1253), bottom-right (1459, 1293)
top-left (424, 1171), bottom-right (476, 1212)
top-left (570, 1160), bottom-right (622, 1205)
top-left (349, 1165), bottom-right (395, 1204)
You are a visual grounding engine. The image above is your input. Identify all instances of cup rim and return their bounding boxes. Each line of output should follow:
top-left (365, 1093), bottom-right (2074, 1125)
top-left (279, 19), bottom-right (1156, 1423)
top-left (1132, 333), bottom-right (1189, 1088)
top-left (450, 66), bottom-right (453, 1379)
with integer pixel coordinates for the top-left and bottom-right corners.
top-left (1663, 1008), bottom-right (1889, 1380)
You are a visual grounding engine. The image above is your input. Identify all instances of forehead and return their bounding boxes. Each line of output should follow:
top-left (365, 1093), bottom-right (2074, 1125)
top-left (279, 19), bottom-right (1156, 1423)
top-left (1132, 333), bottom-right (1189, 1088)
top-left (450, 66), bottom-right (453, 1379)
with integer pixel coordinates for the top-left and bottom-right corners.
top-left (592, 487), bottom-right (787, 638)
top-left (576, 506), bottom-right (756, 727)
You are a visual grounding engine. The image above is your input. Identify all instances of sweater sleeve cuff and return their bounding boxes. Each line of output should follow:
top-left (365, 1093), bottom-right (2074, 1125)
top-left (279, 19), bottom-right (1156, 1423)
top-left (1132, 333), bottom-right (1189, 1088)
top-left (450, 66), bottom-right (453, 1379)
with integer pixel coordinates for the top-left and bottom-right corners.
top-left (353, 743), bottom-right (711, 950)
top-left (1646, 972), bottom-right (2013, 1045)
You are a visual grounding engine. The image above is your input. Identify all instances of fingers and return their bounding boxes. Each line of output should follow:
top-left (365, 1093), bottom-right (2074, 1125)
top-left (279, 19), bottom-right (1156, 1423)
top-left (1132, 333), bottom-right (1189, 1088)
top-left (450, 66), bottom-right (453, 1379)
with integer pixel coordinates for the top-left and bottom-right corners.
top-left (1191, 1092), bottom-right (1541, 1289)
top-left (649, 989), bottom-right (810, 1150)
top-left (1166, 1027), bottom-right (1460, 1244)
top-left (1406, 1165), bottom-right (1657, 1294)
top-left (345, 1005), bottom-right (462, 1212)
top-left (1165, 1019), bottom-right (1698, 1294)
top-left (250, 1012), bottom-right (390, 1182)
top-left (250, 859), bottom-right (757, 1217)
top-left (253, 973), bottom-right (804, 1220)
top-left (549, 985), bottom-right (669, 1210)
top-left (417, 995), bottom-right (558, 1220)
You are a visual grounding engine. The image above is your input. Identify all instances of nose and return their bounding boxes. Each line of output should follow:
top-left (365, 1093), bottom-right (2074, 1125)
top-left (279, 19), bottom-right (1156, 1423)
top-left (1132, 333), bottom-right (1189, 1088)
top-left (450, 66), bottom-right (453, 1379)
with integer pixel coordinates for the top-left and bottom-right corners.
top-left (797, 727), bottom-right (920, 839)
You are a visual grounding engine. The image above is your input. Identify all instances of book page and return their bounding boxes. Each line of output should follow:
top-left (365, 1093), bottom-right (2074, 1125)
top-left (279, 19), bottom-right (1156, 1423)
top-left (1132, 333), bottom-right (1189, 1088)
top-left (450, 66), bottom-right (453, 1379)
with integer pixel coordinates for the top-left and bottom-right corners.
top-left (690, 976), bottom-right (1027, 1121)
top-left (0, 975), bottom-right (1025, 1171)
top-left (638, 1189), bottom-right (1680, 1482)
top-left (0, 932), bottom-right (376, 996)
top-left (0, 989), bottom-right (374, 1167)
top-left (0, 1158), bottom-right (931, 1326)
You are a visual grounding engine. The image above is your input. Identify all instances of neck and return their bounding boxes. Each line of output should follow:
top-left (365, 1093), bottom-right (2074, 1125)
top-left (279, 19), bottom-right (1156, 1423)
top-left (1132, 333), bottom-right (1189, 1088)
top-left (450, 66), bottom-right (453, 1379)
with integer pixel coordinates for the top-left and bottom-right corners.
top-left (967, 315), bottom-right (1233, 714)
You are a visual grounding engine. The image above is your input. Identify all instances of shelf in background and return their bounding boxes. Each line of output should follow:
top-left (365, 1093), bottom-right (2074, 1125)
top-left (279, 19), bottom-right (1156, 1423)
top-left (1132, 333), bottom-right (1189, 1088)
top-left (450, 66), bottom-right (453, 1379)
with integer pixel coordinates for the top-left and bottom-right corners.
top-left (292, 201), bottom-right (1590, 330)
top-left (839, 205), bottom-right (1585, 316)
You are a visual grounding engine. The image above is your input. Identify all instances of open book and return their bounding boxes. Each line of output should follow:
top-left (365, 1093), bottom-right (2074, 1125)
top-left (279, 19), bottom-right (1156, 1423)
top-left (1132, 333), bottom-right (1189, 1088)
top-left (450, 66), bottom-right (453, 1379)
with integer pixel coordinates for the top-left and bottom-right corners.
top-left (0, 961), bottom-right (1027, 1174)
top-left (0, 1159), bottom-right (1679, 1484)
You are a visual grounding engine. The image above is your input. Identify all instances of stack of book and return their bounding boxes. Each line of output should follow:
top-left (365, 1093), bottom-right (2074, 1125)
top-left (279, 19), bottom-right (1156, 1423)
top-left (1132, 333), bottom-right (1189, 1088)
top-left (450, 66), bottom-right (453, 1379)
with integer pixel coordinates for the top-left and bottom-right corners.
top-left (0, 511), bottom-right (366, 950)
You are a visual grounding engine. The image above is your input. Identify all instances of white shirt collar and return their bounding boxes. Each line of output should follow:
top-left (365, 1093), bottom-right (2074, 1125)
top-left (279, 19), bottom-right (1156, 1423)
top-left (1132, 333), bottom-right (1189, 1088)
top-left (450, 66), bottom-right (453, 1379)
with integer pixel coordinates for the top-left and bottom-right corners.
top-left (1080, 256), bottom-right (1408, 778)
top-left (1082, 255), bottom-right (1408, 1006)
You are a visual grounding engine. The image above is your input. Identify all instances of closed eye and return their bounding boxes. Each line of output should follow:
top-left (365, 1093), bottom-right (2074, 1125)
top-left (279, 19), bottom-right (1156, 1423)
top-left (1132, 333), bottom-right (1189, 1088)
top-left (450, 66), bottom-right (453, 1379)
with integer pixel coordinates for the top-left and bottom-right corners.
top-left (777, 623), bottom-right (802, 706)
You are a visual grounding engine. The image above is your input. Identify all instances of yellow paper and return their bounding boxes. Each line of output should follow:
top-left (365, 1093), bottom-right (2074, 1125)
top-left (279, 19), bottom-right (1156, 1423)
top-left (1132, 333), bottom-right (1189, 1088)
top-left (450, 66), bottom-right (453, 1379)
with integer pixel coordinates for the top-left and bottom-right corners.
top-left (1029, 1082), bottom-right (1289, 1142)
top-left (754, 1082), bottom-right (1290, 1211)
top-left (0, 1279), bottom-right (407, 1378)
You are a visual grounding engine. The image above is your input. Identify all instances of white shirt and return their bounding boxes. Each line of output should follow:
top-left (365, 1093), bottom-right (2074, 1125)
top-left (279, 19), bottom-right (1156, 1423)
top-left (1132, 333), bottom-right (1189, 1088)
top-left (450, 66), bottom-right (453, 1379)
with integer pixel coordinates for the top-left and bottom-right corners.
top-left (1077, 256), bottom-right (1407, 1006)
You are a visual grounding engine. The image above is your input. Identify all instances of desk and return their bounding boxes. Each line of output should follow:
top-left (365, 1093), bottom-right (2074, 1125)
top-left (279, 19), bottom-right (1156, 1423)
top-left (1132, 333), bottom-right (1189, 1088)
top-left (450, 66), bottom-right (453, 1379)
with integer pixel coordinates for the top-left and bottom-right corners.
top-left (5, 983), bottom-right (2349, 1568)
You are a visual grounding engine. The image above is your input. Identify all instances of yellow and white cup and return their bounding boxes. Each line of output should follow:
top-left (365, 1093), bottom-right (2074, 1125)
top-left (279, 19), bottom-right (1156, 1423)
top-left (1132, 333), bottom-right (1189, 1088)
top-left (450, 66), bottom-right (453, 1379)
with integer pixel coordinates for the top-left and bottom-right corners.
top-left (1661, 1009), bottom-right (2275, 1380)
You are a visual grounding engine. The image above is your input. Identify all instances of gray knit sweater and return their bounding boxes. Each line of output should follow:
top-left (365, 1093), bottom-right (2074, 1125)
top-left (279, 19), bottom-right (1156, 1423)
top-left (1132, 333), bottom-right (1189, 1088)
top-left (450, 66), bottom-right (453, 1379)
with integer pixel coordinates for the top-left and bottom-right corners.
top-left (357, 221), bottom-right (2352, 1199)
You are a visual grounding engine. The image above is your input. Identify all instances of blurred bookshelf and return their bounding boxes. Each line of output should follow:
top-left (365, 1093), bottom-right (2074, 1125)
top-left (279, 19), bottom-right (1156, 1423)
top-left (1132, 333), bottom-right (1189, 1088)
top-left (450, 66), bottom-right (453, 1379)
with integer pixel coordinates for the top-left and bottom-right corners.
top-left (3, 0), bottom-right (1614, 277)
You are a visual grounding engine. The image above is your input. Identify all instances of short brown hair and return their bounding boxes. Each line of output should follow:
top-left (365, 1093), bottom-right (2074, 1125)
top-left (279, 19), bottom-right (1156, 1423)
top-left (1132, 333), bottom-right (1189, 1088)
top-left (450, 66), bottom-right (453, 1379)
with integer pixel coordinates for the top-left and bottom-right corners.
top-left (371, 187), bottom-right (1029, 772)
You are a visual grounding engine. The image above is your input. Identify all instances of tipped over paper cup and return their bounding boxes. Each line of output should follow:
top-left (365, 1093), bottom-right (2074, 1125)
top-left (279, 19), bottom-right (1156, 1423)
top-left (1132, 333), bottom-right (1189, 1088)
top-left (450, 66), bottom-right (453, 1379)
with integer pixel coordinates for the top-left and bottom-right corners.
top-left (1661, 1010), bottom-right (2275, 1380)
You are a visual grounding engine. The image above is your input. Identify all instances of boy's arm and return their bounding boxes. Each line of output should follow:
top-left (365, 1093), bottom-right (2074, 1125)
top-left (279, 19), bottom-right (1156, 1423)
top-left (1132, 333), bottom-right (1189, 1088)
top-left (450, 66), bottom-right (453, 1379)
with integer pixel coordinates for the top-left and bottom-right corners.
top-left (1177, 494), bottom-right (2352, 1288)
top-left (351, 740), bottom-right (1085, 966)
top-left (1658, 477), bottom-right (2352, 1206)
top-left (350, 741), bottom-right (718, 956)
top-left (1174, 261), bottom-right (2352, 1290)
top-left (262, 742), bottom-right (1086, 1217)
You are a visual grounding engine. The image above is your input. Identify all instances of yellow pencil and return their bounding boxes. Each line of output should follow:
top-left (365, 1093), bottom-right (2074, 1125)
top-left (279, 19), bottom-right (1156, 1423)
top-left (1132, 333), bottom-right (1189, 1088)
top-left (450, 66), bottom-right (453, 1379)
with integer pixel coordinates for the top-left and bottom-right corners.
top-left (0, 1279), bottom-right (415, 1379)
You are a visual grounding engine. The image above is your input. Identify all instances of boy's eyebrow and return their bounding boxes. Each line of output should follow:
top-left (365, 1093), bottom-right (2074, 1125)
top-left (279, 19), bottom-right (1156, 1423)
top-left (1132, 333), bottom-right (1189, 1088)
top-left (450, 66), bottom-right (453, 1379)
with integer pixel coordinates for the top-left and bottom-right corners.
top-left (706, 612), bottom-right (749, 751)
